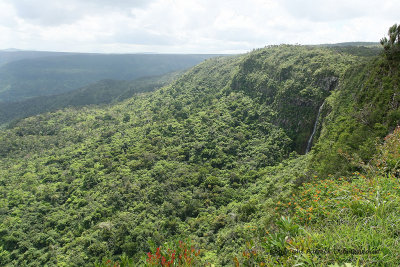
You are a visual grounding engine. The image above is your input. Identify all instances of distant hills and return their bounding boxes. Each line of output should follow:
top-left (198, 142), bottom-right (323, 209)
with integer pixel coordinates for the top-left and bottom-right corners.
top-left (0, 72), bottom-right (180, 125)
top-left (0, 51), bottom-right (218, 103)
top-left (0, 50), bottom-right (73, 67)
top-left (318, 41), bottom-right (380, 47)
top-left (0, 45), bottom-right (380, 125)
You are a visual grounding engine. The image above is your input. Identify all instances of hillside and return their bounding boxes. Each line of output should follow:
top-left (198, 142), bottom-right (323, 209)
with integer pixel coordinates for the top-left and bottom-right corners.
top-left (0, 72), bottom-right (181, 126)
top-left (0, 53), bottom-right (216, 103)
top-left (0, 41), bottom-right (399, 266)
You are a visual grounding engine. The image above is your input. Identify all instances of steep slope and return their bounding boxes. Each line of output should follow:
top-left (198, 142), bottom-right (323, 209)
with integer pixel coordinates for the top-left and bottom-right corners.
top-left (0, 45), bottom-right (386, 266)
top-left (228, 45), bottom-right (365, 152)
top-left (232, 55), bottom-right (400, 266)
top-left (311, 53), bottom-right (400, 175)
top-left (0, 53), bottom-right (216, 102)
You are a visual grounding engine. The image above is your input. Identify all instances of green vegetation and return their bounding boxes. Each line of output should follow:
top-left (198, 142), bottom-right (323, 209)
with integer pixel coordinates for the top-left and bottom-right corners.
top-left (0, 27), bottom-right (399, 266)
top-left (311, 48), bottom-right (400, 176)
top-left (380, 23), bottom-right (400, 61)
top-left (0, 53), bottom-right (215, 102)
top-left (233, 127), bottom-right (400, 266)
top-left (0, 71), bottom-right (181, 125)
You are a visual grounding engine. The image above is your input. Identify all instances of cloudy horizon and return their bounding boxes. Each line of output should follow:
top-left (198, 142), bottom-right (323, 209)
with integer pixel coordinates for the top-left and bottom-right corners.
top-left (0, 0), bottom-right (399, 54)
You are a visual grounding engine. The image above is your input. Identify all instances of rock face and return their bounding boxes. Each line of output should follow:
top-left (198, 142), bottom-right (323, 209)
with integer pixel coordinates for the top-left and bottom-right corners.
top-left (300, 76), bottom-right (339, 153)
top-left (322, 76), bottom-right (339, 91)
top-left (227, 46), bottom-right (355, 153)
top-left (305, 102), bottom-right (325, 154)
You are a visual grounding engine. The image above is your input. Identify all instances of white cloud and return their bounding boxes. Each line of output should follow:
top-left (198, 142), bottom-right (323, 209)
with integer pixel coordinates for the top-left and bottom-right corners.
top-left (0, 0), bottom-right (399, 53)
top-left (4, 0), bottom-right (152, 25)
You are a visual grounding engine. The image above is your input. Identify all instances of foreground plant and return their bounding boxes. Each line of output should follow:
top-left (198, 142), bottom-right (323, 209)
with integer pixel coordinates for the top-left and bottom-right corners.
top-left (145, 240), bottom-right (201, 267)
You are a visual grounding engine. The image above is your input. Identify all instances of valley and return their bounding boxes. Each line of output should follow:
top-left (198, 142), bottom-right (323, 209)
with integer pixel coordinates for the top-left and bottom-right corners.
top-left (0, 33), bottom-right (399, 266)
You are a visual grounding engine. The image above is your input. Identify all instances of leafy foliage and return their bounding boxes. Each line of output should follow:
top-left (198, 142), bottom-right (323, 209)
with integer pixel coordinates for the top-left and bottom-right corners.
top-left (0, 40), bottom-right (395, 267)
top-left (311, 53), bottom-right (400, 176)
top-left (238, 129), bottom-right (400, 266)
top-left (380, 23), bottom-right (400, 61)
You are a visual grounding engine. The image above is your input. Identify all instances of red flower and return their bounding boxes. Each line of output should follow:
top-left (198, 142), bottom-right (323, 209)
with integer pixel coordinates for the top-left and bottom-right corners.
top-left (156, 247), bottom-right (161, 259)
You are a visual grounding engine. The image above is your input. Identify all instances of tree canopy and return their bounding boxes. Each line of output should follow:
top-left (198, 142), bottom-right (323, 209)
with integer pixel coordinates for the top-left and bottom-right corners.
top-left (380, 23), bottom-right (400, 60)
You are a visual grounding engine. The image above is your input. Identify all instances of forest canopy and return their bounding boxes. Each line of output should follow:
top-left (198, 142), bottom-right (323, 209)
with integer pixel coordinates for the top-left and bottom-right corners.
top-left (0, 25), bottom-right (399, 266)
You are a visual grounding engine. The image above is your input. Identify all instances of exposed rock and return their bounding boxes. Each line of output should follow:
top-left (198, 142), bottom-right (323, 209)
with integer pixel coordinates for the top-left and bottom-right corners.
top-left (322, 76), bottom-right (339, 91)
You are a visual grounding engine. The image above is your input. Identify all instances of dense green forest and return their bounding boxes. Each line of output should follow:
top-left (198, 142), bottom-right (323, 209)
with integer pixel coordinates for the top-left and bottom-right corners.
top-left (0, 27), bottom-right (399, 266)
top-left (0, 72), bottom-right (181, 125)
top-left (0, 53), bottom-right (215, 102)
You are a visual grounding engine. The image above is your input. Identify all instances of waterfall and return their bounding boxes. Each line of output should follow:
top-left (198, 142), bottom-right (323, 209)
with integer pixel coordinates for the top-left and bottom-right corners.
top-left (305, 102), bottom-right (325, 154)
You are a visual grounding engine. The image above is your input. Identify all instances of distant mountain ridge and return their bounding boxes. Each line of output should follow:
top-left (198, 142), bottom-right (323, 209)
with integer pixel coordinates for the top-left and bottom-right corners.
top-left (317, 41), bottom-right (380, 47)
top-left (0, 48), bottom-right (23, 52)
top-left (0, 52), bottom-right (218, 102)
top-left (0, 50), bottom-right (74, 67)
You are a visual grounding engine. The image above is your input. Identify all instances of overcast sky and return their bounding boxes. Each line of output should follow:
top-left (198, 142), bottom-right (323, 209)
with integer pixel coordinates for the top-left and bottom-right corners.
top-left (0, 0), bottom-right (398, 53)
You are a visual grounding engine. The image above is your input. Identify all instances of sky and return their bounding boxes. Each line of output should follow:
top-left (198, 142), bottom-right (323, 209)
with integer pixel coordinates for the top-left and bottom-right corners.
top-left (0, 0), bottom-right (398, 54)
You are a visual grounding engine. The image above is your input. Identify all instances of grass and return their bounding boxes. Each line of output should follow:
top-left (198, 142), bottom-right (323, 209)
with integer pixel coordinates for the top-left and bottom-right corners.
top-left (234, 128), bottom-right (400, 266)
top-left (235, 174), bottom-right (400, 266)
